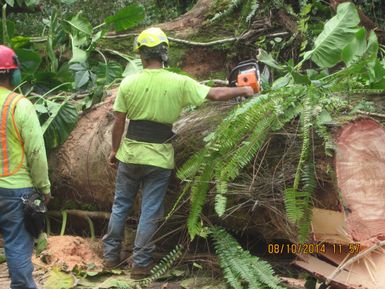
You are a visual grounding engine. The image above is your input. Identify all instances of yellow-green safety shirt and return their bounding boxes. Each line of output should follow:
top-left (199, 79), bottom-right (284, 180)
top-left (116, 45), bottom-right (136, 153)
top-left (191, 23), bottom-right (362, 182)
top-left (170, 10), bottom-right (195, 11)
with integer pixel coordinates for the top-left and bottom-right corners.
top-left (0, 88), bottom-right (50, 194)
top-left (113, 69), bottom-right (210, 169)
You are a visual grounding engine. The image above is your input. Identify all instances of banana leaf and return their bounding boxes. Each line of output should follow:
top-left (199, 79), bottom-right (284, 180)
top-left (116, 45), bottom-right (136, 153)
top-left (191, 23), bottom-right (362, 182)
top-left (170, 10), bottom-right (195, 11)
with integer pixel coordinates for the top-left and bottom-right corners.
top-left (303, 2), bottom-right (360, 68)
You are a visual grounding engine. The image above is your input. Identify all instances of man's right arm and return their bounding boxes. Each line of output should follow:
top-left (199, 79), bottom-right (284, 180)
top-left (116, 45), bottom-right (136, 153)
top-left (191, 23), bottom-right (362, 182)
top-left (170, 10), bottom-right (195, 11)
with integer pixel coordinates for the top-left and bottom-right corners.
top-left (182, 76), bottom-right (254, 107)
top-left (206, 86), bottom-right (254, 101)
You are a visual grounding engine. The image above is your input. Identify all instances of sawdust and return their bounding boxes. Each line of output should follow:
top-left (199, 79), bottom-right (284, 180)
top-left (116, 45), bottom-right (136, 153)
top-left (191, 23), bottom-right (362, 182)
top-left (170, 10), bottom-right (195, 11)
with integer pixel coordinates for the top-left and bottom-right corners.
top-left (34, 236), bottom-right (103, 272)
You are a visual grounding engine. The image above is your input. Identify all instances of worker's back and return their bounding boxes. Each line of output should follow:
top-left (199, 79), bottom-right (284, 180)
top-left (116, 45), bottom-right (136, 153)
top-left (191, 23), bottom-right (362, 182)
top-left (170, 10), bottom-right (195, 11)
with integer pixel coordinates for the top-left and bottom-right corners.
top-left (113, 68), bottom-right (210, 169)
top-left (114, 69), bottom-right (209, 124)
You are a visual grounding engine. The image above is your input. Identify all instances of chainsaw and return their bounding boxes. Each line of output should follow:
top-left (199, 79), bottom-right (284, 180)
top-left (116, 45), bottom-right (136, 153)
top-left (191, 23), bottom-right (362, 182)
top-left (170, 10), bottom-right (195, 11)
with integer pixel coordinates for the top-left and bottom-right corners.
top-left (228, 59), bottom-right (262, 93)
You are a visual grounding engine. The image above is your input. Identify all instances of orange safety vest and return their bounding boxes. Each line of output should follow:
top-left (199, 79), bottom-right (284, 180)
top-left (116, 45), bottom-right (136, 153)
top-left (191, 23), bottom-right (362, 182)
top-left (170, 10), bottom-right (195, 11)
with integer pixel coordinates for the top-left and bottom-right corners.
top-left (0, 92), bottom-right (25, 177)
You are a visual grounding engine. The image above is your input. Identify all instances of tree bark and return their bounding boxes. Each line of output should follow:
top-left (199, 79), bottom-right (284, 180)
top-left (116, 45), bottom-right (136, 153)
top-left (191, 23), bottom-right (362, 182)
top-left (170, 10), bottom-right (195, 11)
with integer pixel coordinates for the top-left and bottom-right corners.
top-left (156, 0), bottom-right (215, 37)
top-left (49, 92), bottom-right (385, 244)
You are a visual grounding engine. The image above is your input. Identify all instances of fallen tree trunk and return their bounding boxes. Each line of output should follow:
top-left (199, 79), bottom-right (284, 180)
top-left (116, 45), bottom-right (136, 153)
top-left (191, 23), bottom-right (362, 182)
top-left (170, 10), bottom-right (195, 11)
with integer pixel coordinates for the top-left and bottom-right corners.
top-left (49, 91), bottom-right (385, 246)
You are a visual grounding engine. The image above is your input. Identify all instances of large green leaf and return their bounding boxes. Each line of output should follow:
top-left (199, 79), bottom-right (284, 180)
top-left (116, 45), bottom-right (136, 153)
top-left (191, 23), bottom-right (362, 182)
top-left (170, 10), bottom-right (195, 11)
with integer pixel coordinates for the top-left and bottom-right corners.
top-left (303, 2), bottom-right (360, 68)
top-left (34, 72), bottom-right (72, 89)
top-left (342, 27), bottom-right (366, 66)
top-left (40, 99), bottom-right (78, 150)
top-left (97, 277), bottom-right (135, 289)
top-left (70, 62), bottom-right (96, 89)
top-left (104, 4), bottom-right (144, 32)
top-left (44, 268), bottom-right (77, 289)
top-left (271, 74), bottom-right (292, 90)
top-left (66, 12), bottom-right (92, 36)
top-left (257, 49), bottom-right (284, 70)
top-left (94, 61), bottom-right (123, 85)
top-left (364, 30), bottom-right (379, 60)
top-left (14, 48), bottom-right (42, 74)
top-left (0, 20), bottom-right (15, 43)
top-left (25, 0), bottom-right (40, 7)
top-left (69, 35), bottom-right (88, 64)
top-left (5, 0), bottom-right (14, 7)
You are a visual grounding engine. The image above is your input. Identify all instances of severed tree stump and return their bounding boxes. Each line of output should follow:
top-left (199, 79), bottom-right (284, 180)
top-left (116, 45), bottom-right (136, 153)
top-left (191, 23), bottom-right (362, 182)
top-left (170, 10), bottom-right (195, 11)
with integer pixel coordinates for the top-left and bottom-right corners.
top-left (336, 118), bottom-right (385, 244)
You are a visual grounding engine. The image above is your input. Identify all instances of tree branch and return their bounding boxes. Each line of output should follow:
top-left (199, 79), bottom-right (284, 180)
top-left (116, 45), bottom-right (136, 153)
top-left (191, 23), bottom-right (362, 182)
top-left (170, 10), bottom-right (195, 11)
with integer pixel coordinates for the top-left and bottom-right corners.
top-left (48, 210), bottom-right (110, 219)
top-left (357, 110), bottom-right (385, 119)
top-left (30, 31), bottom-right (289, 46)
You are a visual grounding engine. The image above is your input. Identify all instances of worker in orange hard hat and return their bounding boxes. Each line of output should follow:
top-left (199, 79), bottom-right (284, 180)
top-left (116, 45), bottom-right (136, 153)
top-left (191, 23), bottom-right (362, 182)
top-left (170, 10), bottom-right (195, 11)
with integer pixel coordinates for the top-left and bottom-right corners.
top-left (0, 45), bottom-right (50, 289)
top-left (102, 28), bottom-right (254, 278)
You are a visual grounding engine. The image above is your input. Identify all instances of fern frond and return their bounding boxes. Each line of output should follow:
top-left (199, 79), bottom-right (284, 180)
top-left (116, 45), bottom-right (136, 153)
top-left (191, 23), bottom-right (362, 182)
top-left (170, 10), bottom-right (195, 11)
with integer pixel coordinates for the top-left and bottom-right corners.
top-left (180, 86), bottom-right (307, 237)
top-left (245, 0), bottom-right (259, 23)
top-left (211, 0), bottom-right (245, 22)
top-left (187, 165), bottom-right (213, 239)
top-left (298, 206), bottom-right (312, 243)
top-left (215, 180), bottom-right (228, 217)
top-left (177, 150), bottom-right (206, 180)
top-left (211, 226), bottom-right (285, 289)
top-left (284, 188), bottom-right (310, 223)
top-left (316, 124), bottom-right (335, 157)
top-left (220, 116), bottom-right (273, 181)
top-left (139, 244), bottom-right (183, 286)
top-left (302, 161), bottom-right (317, 194)
top-left (293, 94), bottom-right (313, 190)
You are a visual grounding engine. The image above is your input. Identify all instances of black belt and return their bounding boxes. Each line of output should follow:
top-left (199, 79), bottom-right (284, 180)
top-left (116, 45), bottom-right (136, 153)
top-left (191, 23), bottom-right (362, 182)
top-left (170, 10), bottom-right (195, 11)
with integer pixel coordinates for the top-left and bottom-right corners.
top-left (126, 120), bottom-right (175, 144)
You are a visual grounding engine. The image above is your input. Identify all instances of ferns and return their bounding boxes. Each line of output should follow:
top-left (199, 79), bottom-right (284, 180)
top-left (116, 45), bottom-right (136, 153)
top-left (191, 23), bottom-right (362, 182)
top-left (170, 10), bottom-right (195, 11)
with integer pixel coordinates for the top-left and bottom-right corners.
top-left (169, 3), bottom-right (385, 258)
top-left (211, 0), bottom-right (245, 22)
top-left (179, 83), bottom-right (342, 242)
top-left (215, 180), bottom-right (228, 217)
top-left (139, 245), bottom-right (183, 286)
top-left (179, 88), bottom-right (306, 239)
top-left (283, 90), bottom-right (317, 242)
top-left (245, 1), bottom-right (259, 23)
top-left (211, 0), bottom-right (284, 24)
top-left (187, 165), bottom-right (213, 238)
top-left (211, 226), bottom-right (285, 289)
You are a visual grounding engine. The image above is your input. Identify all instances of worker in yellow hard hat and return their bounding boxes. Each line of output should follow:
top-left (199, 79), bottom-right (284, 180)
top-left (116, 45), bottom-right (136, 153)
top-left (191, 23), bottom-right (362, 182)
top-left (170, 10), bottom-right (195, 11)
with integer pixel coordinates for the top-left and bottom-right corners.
top-left (133, 27), bottom-right (169, 64)
top-left (103, 27), bottom-right (254, 278)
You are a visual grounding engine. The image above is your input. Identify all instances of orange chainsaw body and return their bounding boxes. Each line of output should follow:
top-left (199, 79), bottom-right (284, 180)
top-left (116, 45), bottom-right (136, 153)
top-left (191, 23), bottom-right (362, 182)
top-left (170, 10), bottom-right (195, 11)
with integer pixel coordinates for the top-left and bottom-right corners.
top-left (237, 68), bottom-right (261, 93)
top-left (228, 59), bottom-right (261, 93)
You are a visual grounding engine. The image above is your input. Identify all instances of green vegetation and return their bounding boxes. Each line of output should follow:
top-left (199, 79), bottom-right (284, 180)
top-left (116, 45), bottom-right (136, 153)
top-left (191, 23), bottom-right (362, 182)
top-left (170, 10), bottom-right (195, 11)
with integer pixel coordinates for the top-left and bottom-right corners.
top-left (178, 2), bottom-right (385, 243)
top-left (140, 244), bottom-right (184, 286)
top-left (3, 1), bottom-right (385, 288)
top-left (2, 2), bottom-right (145, 149)
top-left (211, 227), bottom-right (284, 289)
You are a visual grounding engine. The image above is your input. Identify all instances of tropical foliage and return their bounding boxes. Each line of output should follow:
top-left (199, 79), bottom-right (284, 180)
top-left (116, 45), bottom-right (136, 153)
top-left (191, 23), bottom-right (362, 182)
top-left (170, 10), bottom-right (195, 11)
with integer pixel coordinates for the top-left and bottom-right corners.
top-left (140, 244), bottom-right (184, 287)
top-left (211, 226), bottom-right (284, 289)
top-left (178, 2), bottom-right (385, 242)
top-left (2, 1), bottom-right (145, 149)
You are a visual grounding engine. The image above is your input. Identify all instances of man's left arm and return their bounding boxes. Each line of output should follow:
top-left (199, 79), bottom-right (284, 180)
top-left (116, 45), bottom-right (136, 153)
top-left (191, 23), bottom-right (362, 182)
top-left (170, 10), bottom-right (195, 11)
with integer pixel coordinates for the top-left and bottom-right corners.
top-left (16, 98), bottom-right (51, 199)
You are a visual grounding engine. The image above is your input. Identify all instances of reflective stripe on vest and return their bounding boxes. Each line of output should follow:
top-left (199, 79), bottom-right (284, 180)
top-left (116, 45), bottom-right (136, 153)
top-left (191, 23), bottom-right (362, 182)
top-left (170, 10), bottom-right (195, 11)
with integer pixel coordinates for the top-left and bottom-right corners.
top-left (0, 92), bottom-right (24, 177)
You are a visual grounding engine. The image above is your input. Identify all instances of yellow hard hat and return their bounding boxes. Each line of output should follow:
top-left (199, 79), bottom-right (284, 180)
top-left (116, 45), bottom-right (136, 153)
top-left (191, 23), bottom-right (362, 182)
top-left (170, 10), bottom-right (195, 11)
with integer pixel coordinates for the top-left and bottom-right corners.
top-left (133, 27), bottom-right (169, 51)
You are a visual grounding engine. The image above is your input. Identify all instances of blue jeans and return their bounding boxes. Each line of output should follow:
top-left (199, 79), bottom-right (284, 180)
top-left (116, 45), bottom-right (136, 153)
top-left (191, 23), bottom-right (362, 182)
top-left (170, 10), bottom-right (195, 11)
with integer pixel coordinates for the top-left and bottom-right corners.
top-left (103, 162), bottom-right (172, 267)
top-left (0, 187), bottom-right (37, 289)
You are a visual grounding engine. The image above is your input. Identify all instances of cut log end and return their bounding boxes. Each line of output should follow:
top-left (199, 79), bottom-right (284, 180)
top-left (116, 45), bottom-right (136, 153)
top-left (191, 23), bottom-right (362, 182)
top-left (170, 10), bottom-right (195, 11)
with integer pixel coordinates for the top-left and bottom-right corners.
top-left (336, 118), bottom-right (385, 244)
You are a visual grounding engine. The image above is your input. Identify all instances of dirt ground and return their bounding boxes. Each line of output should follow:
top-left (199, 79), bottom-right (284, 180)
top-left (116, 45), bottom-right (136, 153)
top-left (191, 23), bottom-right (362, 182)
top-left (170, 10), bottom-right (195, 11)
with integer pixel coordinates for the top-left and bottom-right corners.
top-left (0, 236), bottom-right (231, 289)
